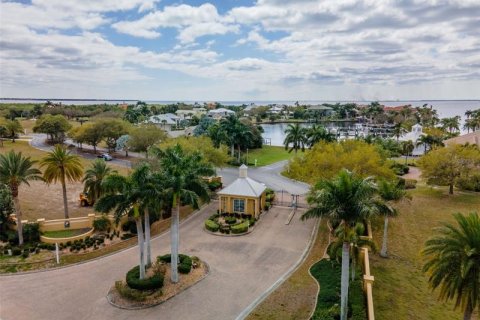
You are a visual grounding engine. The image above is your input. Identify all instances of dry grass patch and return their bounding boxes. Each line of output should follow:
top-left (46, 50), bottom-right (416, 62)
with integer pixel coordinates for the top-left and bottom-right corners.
top-left (0, 140), bottom-right (129, 221)
top-left (370, 186), bottom-right (480, 320)
top-left (247, 219), bottom-right (329, 320)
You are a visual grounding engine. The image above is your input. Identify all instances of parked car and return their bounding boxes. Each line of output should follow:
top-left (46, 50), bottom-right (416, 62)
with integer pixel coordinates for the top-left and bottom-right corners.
top-left (97, 153), bottom-right (113, 161)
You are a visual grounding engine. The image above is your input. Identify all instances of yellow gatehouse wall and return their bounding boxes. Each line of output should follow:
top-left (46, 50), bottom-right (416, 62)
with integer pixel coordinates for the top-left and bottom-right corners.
top-left (218, 192), bottom-right (266, 218)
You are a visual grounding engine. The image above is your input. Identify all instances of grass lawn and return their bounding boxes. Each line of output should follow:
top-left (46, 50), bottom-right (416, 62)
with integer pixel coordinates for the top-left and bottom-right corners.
top-left (247, 219), bottom-right (330, 320)
top-left (42, 228), bottom-right (92, 238)
top-left (246, 146), bottom-right (297, 167)
top-left (370, 185), bottom-right (480, 320)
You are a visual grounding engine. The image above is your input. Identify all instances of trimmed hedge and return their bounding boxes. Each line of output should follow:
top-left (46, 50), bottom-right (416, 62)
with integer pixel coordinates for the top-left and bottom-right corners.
top-left (126, 265), bottom-right (164, 291)
top-left (231, 221), bottom-right (249, 234)
top-left (225, 216), bottom-right (237, 225)
top-left (205, 219), bottom-right (219, 232)
top-left (93, 215), bottom-right (111, 232)
top-left (157, 254), bottom-right (193, 274)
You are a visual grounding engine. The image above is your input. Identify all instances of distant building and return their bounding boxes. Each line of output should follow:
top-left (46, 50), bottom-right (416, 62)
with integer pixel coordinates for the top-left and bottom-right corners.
top-left (399, 124), bottom-right (425, 156)
top-left (244, 103), bottom-right (258, 112)
top-left (445, 131), bottom-right (480, 147)
top-left (207, 108), bottom-right (236, 119)
top-left (147, 113), bottom-right (180, 131)
top-left (267, 106), bottom-right (283, 114)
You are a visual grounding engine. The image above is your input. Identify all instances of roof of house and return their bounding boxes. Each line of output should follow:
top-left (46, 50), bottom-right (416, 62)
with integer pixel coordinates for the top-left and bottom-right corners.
top-left (218, 165), bottom-right (266, 197)
top-left (147, 114), bottom-right (179, 125)
top-left (445, 131), bottom-right (480, 146)
top-left (208, 108), bottom-right (235, 114)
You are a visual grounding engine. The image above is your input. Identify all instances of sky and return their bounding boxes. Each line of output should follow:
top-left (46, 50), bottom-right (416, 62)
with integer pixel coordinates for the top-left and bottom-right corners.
top-left (0, 0), bottom-right (479, 101)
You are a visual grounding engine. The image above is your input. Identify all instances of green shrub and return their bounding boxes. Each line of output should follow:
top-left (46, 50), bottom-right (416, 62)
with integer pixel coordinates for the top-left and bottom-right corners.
top-left (225, 216), bottom-right (237, 225)
top-left (231, 221), bottom-right (249, 234)
top-left (456, 174), bottom-right (480, 192)
top-left (209, 213), bottom-right (219, 220)
top-left (391, 162), bottom-right (409, 175)
top-left (115, 281), bottom-right (149, 302)
top-left (93, 215), bottom-right (111, 232)
top-left (22, 250), bottom-right (29, 258)
top-left (35, 248), bottom-right (41, 254)
top-left (11, 247), bottom-right (21, 256)
top-left (205, 219), bottom-right (219, 232)
top-left (23, 223), bottom-right (40, 242)
top-left (157, 254), bottom-right (193, 274)
top-left (126, 265), bottom-right (164, 291)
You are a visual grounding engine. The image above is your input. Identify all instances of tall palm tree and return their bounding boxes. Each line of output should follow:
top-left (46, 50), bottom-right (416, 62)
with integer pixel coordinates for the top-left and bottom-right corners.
top-left (392, 123), bottom-right (407, 141)
top-left (284, 123), bottom-right (306, 153)
top-left (377, 179), bottom-right (410, 258)
top-left (153, 144), bottom-right (214, 283)
top-left (82, 159), bottom-right (117, 204)
top-left (423, 212), bottom-right (480, 320)
top-left (306, 124), bottom-right (335, 148)
top-left (328, 222), bottom-right (377, 281)
top-left (95, 166), bottom-right (152, 279)
top-left (401, 140), bottom-right (415, 165)
top-left (301, 170), bottom-right (380, 320)
top-left (41, 145), bottom-right (83, 220)
top-left (0, 151), bottom-right (43, 245)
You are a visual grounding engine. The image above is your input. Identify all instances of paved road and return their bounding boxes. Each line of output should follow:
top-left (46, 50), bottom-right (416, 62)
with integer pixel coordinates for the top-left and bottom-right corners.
top-left (0, 203), bottom-right (315, 320)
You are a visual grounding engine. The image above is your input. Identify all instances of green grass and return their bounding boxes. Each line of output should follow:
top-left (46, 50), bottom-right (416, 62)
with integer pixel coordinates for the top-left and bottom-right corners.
top-left (310, 260), bottom-right (367, 320)
top-left (247, 146), bottom-right (296, 166)
top-left (42, 228), bottom-right (91, 238)
top-left (370, 185), bottom-right (480, 320)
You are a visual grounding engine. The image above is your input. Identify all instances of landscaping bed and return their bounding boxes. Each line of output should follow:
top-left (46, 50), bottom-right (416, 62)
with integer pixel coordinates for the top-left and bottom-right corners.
top-left (42, 228), bottom-right (92, 238)
top-left (107, 254), bottom-right (208, 309)
top-left (204, 212), bottom-right (257, 235)
top-left (310, 259), bottom-right (367, 320)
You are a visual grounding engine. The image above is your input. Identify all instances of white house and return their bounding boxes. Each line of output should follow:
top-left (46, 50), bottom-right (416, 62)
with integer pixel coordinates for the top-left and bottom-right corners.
top-left (399, 123), bottom-right (426, 156)
top-left (147, 113), bottom-right (180, 131)
top-left (267, 106), bottom-right (284, 114)
top-left (207, 108), bottom-right (236, 119)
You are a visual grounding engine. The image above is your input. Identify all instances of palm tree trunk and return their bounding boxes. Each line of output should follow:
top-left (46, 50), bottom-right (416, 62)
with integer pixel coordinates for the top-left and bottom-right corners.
top-left (61, 173), bottom-right (69, 220)
top-left (463, 302), bottom-right (473, 320)
top-left (136, 217), bottom-right (146, 280)
top-left (340, 241), bottom-right (350, 320)
top-left (351, 255), bottom-right (356, 281)
top-left (13, 196), bottom-right (24, 245)
top-left (449, 183), bottom-right (454, 195)
top-left (144, 210), bottom-right (151, 266)
top-left (231, 144), bottom-right (234, 157)
top-left (404, 155), bottom-right (408, 165)
top-left (171, 196), bottom-right (180, 283)
top-left (380, 216), bottom-right (389, 257)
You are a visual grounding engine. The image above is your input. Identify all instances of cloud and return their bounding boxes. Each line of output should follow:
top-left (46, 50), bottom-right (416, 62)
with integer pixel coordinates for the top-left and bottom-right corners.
top-left (112, 3), bottom-right (239, 43)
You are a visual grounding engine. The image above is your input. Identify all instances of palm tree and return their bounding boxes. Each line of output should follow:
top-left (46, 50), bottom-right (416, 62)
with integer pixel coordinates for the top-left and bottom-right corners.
top-left (153, 144), bottom-right (214, 283)
top-left (422, 212), bottom-right (480, 320)
top-left (0, 151), bottom-right (43, 245)
top-left (40, 145), bottom-right (83, 220)
top-left (401, 140), bottom-right (415, 164)
top-left (95, 166), bottom-right (152, 279)
top-left (441, 116), bottom-right (461, 134)
top-left (392, 123), bottom-right (407, 141)
top-left (301, 170), bottom-right (380, 320)
top-left (82, 159), bottom-right (117, 204)
top-left (328, 222), bottom-right (377, 281)
top-left (284, 123), bottom-right (306, 154)
top-left (377, 179), bottom-right (410, 258)
top-left (306, 124), bottom-right (335, 148)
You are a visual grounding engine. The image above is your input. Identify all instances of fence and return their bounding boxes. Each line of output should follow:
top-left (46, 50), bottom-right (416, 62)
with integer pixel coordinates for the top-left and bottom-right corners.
top-left (272, 190), bottom-right (307, 208)
top-left (360, 222), bottom-right (375, 320)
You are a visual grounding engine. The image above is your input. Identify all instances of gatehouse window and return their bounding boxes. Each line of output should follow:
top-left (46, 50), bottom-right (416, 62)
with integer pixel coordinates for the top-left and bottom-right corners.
top-left (233, 199), bottom-right (245, 213)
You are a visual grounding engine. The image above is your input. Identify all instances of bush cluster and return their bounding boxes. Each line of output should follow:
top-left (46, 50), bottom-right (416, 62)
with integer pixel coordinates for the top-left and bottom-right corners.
top-left (456, 173), bottom-right (480, 192)
top-left (205, 219), bottom-right (219, 232)
top-left (224, 216), bottom-right (237, 225)
top-left (391, 162), bottom-right (409, 175)
top-left (93, 216), bottom-right (111, 232)
top-left (126, 265), bottom-right (164, 291)
top-left (157, 254), bottom-right (193, 274)
top-left (231, 221), bottom-right (249, 234)
top-left (115, 281), bottom-right (150, 302)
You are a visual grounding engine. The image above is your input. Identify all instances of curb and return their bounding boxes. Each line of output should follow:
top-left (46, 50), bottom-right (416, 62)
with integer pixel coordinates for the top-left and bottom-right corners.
top-left (234, 215), bottom-right (320, 320)
top-left (106, 260), bottom-right (210, 310)
top-left (0, 202), bottom-right (213, 276)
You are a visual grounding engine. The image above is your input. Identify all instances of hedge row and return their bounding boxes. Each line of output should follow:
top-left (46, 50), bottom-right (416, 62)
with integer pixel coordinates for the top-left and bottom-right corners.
top-left (205, 219), bottom-right (219, 232)
top-left (126, 265), bottom-right (164, 291)
top-left (231, 221), bottom-right (249, 234)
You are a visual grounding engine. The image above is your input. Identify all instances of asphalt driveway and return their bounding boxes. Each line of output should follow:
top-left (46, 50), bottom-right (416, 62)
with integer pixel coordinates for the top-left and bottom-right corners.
top-left (0, 202), bottom-right (315, 320)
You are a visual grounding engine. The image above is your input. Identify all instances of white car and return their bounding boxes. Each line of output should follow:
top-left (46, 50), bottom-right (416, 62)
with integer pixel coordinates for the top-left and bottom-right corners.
top-left (97, 153), bottom-right (113, 161)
